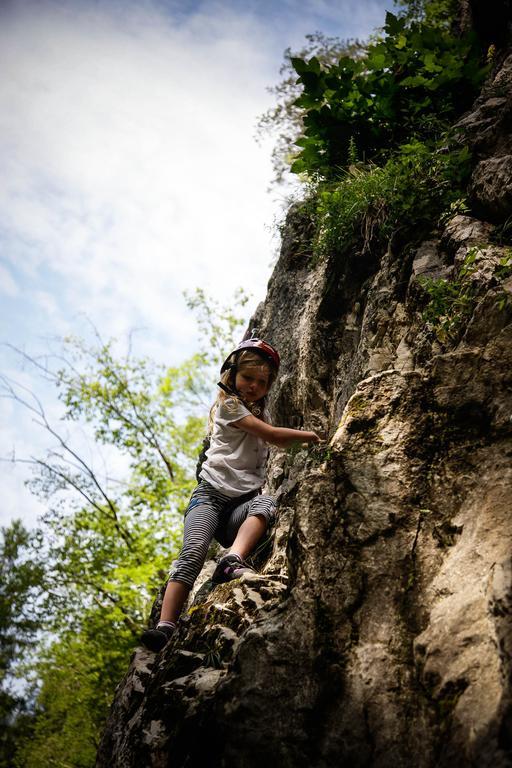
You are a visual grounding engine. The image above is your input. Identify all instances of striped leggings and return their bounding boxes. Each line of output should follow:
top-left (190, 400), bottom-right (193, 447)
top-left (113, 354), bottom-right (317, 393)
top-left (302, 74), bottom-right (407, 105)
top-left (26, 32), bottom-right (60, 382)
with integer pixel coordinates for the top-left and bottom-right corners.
top-left (168, 480), bottom-right (277, 588)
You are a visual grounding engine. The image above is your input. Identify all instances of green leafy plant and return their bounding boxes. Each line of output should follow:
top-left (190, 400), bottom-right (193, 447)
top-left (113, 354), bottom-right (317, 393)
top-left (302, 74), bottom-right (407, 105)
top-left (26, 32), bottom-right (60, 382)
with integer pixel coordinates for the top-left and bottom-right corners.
top-left (395, 0), bottom-right (460, 27)
top-left (495, 250), bottom-right (512, 311)
top-left (307, 444), bottom-right (333, 464)
top-left (14, 619), bottom-right (135, 768)
top-left (495, 249), bottom-right (512, 281)
top-left (290, 11), bottom-right (488, 180)
top-left (421, 247), bottom-right (512, 338)
top-left (419, 248), bottom-right (479, 341)
top-left (256, 33), bottom-right (366, 186)
top-left (308, 140), bottom-right (471, 261)
top-left (439, 197), bottom-right (470, 226)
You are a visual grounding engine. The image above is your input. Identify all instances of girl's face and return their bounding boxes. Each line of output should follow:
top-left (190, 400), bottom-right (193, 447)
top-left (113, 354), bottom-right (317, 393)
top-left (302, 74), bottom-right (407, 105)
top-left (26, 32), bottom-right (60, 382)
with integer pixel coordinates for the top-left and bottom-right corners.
top-left (235, 365), bottom-right (271, 403)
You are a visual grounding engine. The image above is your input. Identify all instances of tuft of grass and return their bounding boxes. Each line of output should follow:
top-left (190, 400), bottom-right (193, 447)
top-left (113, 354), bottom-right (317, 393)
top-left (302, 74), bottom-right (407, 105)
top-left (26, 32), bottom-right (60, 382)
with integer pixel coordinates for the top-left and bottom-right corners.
top-left (419, 247), bottom-right (478, 342)
top-left (307, 140), bottom-right (471, 262)
top-left (420, 247), bottom-right (512, 341)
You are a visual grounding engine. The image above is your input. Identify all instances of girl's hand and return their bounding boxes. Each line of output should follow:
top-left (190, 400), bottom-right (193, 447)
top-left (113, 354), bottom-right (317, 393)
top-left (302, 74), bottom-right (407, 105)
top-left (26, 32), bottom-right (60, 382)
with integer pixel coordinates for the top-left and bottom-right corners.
top-left (303, 431), bottom-right (323, 444)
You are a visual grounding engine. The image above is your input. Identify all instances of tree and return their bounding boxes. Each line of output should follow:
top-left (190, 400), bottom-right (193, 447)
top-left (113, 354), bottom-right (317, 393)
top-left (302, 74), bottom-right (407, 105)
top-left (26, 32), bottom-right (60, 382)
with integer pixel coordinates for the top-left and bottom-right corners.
top-left (1, 338), bottom-right (201, 767)
top-left (394, 0), bottom-right (460, 28)
top-left (289, 10), bottom-right (487, 180)
top-left (255, 32), bottom-right (365, 187)
top-left (14, 616), bottom-right (135, 768)
top-left (0, 521), bottom-right (42, 768)
top-left (3, 334), bottom-right (205, 635)
top-left (1, 289), bottom-right (250, 766)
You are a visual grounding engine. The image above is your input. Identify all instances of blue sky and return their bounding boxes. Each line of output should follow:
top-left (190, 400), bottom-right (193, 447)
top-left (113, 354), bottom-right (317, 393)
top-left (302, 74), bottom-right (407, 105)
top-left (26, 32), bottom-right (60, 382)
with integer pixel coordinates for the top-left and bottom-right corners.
top-left (0, 0), bottom-right (392, 526)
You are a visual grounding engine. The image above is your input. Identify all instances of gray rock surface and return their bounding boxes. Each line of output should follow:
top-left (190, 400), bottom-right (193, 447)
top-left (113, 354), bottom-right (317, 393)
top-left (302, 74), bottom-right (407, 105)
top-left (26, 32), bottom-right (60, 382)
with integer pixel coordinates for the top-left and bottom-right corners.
top-left (455, 52), bottom-right (512, 161)
top-left (470, 154), bottom-right (512, 222)
top-left (97, 27), bottom-right (512, 768)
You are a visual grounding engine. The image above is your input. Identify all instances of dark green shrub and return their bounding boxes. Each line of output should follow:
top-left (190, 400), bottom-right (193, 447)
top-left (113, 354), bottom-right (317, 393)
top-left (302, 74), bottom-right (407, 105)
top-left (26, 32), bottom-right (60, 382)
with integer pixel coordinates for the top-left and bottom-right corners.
top-left (419, 247), bottom-right (512, 341)
top-left (291, 12), bottom-right (488, 180)
top-left (308, 140), bottom-right (471, 260)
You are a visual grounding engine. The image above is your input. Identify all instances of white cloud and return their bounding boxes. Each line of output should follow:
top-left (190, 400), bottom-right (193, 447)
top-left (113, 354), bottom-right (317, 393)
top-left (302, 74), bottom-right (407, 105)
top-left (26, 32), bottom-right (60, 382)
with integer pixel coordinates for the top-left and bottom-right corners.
top-left (0, 0), bottom-right (280, 352)
top-left (0, 263), bottom-right (19, 297)
top-left (32, 289), bottom-right (60, 317)
top-left (0, 0), bottom-right (390, 346)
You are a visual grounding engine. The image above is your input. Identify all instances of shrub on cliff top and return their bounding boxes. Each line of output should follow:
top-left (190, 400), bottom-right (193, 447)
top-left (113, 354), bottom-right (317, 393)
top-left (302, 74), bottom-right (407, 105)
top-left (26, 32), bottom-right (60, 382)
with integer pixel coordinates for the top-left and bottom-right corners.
top-left (307, 139), bottom-right (471, 260)
top-left (290, 11), bottom-right (488, 180)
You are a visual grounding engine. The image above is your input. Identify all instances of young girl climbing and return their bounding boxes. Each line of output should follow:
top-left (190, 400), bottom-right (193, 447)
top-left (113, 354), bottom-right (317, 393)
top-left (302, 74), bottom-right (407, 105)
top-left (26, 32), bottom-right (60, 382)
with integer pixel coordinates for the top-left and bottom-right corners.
top-left (141, 336), bottom-right (321, 652)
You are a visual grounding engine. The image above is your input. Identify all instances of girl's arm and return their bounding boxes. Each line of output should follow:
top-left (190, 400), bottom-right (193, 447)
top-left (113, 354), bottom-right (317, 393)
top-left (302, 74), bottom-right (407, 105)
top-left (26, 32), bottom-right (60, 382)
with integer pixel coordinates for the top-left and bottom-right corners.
top-left (234, 414), bottom-right (321, 448)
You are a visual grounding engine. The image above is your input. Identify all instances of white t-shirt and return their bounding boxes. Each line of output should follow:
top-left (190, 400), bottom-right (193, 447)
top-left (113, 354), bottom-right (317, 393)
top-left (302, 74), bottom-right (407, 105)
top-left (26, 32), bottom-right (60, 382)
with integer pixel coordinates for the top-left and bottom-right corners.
top-left (199, 397), bottom-right (270, 497)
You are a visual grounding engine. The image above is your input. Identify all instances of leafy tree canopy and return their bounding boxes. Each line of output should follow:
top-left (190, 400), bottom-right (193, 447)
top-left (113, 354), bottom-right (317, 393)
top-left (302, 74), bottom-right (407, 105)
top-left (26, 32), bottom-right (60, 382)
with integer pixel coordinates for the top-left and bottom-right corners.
top-left (0, 288), bottom-right (250, 767)
top-left (0, 521), bottom-right (42, 768)
top-left (255, 32), bottom-right (366, 186)
top-left (290, 7), bottom-right (488, 180)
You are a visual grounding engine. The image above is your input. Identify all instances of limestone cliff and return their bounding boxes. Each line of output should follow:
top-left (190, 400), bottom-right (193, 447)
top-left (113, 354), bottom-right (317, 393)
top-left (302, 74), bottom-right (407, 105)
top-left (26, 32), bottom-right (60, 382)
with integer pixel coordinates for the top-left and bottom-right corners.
top-left (97, 18), bottom-right (512, 768)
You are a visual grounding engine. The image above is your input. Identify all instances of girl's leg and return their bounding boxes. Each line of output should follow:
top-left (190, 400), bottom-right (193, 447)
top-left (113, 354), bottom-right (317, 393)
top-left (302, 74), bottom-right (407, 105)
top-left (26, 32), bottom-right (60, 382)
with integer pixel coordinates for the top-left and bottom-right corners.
top-left (162, 484), bottom-right (227, 609)
top-left (159, 580), bottom-right (190, 624)
top-left (142, 483), bottom-right (230, 650)
top-left (211, 495), bottom-right (276, 583)
top-left (223, 494), bottom-right (277, 559)
top-left (228, 514), bottom-right (267, 560)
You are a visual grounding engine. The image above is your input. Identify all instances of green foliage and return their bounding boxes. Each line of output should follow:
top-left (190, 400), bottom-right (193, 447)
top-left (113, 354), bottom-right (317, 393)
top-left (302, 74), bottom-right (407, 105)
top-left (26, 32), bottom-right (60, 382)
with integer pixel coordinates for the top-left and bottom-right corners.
top-left (0, 522), bottom-right (42, 768)
top-left (2, 289), bottom-right (250, 766)
top-left (24, 336), bottom-right (204, 633)
top-left (395, 0), bottom-right (460, 28)
top-left (495, 250), bottom-right (512, 311)
top-left (256, 32), bottom-right (366, 186)
top-left (438, 197), bottom-right (470, 226)
top-left (420, 246), bottom-right (480, 339)
top-left (183, 287), bottom-right (251, 369)
top-left (420, 278), bottom-right (475, 342)
top-left (0, 521), bottom-right (43, 668)
top-left (495, 249), bottom-right (512, 281)
top-left (290, 11), bottom-right (488, 180)
top-left (306, 140), bottom-right (471, 260)
top-left (57, 335), bottom-right (206, 481)
top-left (15, 618), bottom-right (133, 768)
top-left (420, 246), bottom-right (512, 341)
top-left (419, 247), bottom-right (479, 341)
top-left (307, 444), bottom-right (333, 464)
top-left (2, 341), bottom-right (203, 766)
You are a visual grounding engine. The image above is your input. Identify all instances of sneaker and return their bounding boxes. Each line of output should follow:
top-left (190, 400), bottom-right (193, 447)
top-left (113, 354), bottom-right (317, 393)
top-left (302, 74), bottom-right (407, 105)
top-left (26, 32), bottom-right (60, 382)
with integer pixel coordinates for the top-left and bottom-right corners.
top-left (140, 623), bottom-right (175, 652)
top-left (212, 553), bottom-right (254, 584)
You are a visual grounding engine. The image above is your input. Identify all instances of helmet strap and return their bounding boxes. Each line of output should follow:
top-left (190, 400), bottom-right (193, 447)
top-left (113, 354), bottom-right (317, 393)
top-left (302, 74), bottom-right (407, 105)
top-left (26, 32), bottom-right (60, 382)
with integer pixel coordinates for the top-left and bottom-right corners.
top-left (217, 381), bottom-right (238, 397)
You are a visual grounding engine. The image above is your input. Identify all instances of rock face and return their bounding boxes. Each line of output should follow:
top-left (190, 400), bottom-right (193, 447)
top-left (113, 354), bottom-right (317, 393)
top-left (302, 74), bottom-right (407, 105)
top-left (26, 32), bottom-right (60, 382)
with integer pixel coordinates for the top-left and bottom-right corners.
top-left (97, 33), bottom-right (512, 768)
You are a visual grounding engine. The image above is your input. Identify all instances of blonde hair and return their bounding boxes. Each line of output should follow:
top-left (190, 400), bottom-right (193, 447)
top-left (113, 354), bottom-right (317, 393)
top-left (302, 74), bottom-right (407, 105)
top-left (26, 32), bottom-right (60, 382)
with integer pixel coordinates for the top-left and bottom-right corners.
top-left (208, 350), bottom-right (277, 433)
